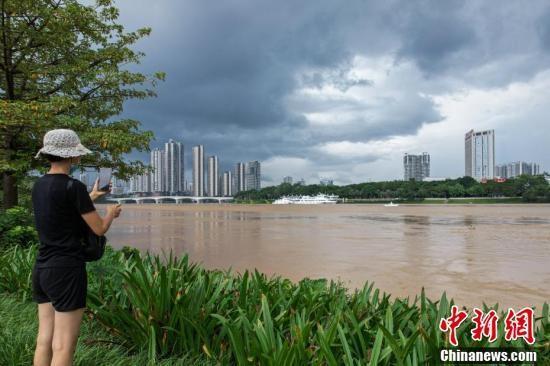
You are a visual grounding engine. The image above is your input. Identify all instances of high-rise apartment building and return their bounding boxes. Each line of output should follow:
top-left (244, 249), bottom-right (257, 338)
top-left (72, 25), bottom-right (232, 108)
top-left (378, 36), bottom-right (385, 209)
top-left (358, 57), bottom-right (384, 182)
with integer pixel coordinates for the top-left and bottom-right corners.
top-left (283, 176), bottom-right (293, 184)
top-left (130, 173), bottom-right (151, 193)
top-left (496, 161), bottom-right (541, 178)
top-left (320, 178), bottom-right (334, 186)
top-left (233, 162), bottom-right (246, 193)
top-left (110, 176), bottom-right (127, 195)
top-left (151, 148), bottom-right (165, 193)
top-left (164, 139), bottom-right (184, 194)
top-left (246, 161), bottom-right (261, 191)
top-left (222, 171), bottom-right (233, 196)
top-left (207, 155), bottom-right (219, 196)
top-left (533, 163), bottom-right (541, 176)
top-left (403, 153), bottom-right (430, 181)
top-left (192, 145), bottom-right (205, 196)
top-left (465, 129), bottom-right (495, 180)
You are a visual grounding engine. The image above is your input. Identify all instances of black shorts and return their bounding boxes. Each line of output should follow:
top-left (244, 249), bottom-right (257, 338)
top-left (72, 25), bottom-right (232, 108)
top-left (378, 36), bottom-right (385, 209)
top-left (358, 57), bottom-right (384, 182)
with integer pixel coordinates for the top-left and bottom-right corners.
top-left (32, 264), bottom-right (87, 312)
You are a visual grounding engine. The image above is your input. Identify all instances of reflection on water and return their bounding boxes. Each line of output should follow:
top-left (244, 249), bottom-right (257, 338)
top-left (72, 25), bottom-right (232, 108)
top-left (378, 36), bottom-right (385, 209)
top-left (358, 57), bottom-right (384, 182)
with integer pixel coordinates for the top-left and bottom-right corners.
top-left (103, 204), bottom-right (550, 309)
top-left (344, 214), bottom-right (550, 226)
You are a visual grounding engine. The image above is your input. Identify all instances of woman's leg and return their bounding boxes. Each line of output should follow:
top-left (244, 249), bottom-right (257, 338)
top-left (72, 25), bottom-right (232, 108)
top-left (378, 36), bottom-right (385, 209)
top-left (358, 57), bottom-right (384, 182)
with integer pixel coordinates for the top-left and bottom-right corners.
top-left (34, 302), bottom-right (55, 366)
top-left (51, 308), bottom-right (85, 366)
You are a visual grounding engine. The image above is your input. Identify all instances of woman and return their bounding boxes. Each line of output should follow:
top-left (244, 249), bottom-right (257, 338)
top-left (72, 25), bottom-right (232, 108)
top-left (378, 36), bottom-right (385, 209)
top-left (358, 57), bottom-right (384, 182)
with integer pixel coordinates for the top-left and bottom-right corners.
top-left (31, 129), bottom-right (122, 366)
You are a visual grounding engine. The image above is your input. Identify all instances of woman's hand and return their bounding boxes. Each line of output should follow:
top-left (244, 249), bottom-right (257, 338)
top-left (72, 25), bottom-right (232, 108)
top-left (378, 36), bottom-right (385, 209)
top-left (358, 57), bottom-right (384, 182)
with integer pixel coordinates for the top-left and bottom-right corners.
top-left (107, 204), bottom-right (122, 218)
top-left (90, 178), bottom-right (111, 202)
top-left (82, 204), bottom-right (121, 236)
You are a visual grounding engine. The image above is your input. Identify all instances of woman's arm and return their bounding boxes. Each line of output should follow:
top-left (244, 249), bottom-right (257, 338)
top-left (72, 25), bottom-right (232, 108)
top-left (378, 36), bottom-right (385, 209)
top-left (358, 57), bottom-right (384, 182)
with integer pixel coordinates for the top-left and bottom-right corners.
top-left (81, 204), bottom-right (121, 236)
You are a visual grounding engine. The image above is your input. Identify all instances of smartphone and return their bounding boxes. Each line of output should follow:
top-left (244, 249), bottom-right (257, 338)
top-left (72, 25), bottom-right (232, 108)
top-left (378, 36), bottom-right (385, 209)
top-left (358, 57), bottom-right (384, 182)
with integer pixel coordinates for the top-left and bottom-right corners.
top-left (98, 168), bottom-right (112, 192)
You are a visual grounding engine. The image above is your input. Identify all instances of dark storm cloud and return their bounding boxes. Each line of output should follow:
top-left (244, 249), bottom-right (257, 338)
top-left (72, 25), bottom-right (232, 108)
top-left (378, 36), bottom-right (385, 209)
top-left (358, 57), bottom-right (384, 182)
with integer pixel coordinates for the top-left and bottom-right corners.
top-left (393, 0), bottom-right (550, 84)
top-left (123, 0), bottom-right (353, 129)
top-left (394, 2), bottom-right (476, 74)
top-left (115, 0), bottom-right (550, 180)
top-left (119, 0), bottom-right (377, 169)
top-left (536, 7), bottom-right (550, 50)
top-left (300, 67), bottom-right (373, 92)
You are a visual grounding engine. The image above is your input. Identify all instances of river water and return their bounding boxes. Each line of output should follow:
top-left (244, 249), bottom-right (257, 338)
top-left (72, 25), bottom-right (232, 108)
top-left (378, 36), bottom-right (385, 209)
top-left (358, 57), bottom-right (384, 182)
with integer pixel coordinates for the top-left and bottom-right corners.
top-left (102, 204), bottom-right (550, 309)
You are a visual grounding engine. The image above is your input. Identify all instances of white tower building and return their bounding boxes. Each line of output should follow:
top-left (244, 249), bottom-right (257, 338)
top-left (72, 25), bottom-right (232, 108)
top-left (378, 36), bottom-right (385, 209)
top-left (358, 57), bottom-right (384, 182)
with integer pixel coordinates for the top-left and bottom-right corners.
top-left (465, 129), bottom-right (495, 180)
top-left (151, 148), bottom-right (165, 193)
top-left (222, 171), bottom-right (232, 196)
top-left (207, 155), bottom-right (219, 196)
top-left (192, 145), bottom-right (205, 197)
top-left (164, 139), bottom-right (184, 194)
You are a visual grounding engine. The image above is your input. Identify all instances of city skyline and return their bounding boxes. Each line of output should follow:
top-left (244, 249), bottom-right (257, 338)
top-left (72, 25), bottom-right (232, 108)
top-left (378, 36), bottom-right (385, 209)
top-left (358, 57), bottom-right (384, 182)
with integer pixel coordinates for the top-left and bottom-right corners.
top-left (496, 161), bottom-right (540, 179)
top-left (116, 0), bottom-right (550, 186)
top-left (125, 140), bottom-right (263, 196)
top-left (121, 124), bottom-right (546, 194)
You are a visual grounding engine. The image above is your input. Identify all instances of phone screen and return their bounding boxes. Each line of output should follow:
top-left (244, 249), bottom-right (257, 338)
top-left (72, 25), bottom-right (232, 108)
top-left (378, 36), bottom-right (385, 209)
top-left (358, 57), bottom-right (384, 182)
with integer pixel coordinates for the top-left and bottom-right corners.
top-left (98, 168), bottom-right (112, 191)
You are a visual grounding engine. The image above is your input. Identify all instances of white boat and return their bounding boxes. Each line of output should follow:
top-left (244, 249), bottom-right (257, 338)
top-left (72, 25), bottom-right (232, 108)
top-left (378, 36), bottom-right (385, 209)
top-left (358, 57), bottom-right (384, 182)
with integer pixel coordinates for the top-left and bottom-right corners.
top-left (272, 197), bottom-right (292, 204)
top-left (273, 194), bottom-right (339, 205)
top-left (384, 201), bottom-right (399, 207)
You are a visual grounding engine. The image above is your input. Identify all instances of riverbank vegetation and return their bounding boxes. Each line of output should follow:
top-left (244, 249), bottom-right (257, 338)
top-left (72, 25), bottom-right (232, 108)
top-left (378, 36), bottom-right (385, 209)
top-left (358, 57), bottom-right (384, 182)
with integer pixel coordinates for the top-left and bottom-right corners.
top-left (235, 175), bottom-right (550, 203)
top-left (0, 208), bottom-right (549, 365)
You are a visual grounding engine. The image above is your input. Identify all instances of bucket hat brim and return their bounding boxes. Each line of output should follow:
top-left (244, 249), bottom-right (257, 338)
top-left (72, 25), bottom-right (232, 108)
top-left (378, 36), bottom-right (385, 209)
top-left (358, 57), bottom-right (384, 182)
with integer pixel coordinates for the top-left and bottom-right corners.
top-left (34, 143), bottom-right (93, 159)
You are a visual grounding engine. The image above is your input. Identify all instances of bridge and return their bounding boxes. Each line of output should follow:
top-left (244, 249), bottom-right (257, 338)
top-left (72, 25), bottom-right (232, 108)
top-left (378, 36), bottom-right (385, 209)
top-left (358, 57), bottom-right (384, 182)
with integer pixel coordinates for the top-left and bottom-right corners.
top-left (107, 196), bottom-right (235, 204)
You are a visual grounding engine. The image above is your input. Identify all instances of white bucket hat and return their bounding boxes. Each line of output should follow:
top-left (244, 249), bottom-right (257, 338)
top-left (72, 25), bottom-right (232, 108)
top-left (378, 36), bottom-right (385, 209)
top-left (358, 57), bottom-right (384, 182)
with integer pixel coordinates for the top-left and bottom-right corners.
top-left (35, 129), bottom-right (93, 159)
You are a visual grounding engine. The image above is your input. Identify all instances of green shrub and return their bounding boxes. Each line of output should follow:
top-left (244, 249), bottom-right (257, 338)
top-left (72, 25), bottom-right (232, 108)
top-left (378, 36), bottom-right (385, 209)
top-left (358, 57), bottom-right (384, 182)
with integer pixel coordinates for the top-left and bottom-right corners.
top-left (1, 225), bottom-right (38, 249)
top-left (0, 206), bottom-right (34, 232)
top-left (86, 250), bottom-right (550, 365)
top-left (0, 206), bottom-right (38, 250)
top-left (0, 245), bottom-right (36, 302)
top-left (121, 245), bottom-right (140, 259)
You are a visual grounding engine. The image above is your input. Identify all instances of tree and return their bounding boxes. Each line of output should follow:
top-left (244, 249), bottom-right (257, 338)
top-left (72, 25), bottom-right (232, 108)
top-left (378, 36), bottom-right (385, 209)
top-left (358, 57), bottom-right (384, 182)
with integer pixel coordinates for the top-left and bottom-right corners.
top-left (0, 0), bottom-right (164, 208)
top-left (448, 183), bottom-right (465, 197)
top-left (466, 184), bottom-right (484, 197)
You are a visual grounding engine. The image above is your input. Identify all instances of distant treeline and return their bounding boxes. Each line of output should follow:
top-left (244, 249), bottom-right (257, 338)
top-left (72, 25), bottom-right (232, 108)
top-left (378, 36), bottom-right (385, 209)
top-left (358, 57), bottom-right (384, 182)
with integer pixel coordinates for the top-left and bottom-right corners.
top-left (234, 175), bottom-right (550, 202)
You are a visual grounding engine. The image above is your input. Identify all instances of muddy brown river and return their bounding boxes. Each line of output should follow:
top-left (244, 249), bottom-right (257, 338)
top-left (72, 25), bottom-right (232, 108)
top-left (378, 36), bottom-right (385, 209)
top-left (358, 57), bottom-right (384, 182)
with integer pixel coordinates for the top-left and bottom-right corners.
top-left (101, 204), bottom-right (550, 309)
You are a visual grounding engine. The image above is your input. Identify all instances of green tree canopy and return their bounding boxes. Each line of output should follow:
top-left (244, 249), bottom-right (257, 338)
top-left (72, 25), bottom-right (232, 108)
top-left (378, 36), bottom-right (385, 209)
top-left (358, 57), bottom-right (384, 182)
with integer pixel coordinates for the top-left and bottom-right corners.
top-left (235, 175), bottom-right (550, 202)
top-left (0, 0), bottom-right (164, 208)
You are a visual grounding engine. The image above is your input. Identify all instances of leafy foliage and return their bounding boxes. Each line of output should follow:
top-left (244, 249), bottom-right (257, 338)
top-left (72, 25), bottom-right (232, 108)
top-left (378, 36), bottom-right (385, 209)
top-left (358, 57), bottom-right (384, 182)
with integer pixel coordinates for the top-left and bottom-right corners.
top-left (0, 0), bottom-right (162, 207)
top-left (0, 244), bottom-right (35, 301)
top-left (0, 206), bottom-right (38, 249)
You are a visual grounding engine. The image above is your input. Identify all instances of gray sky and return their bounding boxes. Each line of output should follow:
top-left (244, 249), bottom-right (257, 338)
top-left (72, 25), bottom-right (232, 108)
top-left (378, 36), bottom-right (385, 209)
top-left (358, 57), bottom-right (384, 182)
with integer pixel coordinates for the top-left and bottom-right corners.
top-left (115, 0), bottom-right (550, 186)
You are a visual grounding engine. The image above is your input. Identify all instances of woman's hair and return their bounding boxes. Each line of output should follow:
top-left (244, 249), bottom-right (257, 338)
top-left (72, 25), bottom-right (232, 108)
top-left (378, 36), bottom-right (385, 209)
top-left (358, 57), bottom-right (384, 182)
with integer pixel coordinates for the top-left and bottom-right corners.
top-left (40, 153), bottom-right (70, 162)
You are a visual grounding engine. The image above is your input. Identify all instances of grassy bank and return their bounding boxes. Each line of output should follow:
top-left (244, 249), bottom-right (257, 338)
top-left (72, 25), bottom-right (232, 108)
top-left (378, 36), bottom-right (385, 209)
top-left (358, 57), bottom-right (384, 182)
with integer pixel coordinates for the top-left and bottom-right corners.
top-left (0, 295), bottom-right (215, 366)
top-left (406, 198), bottom-right (525, 204)
top-left (0, 245), bottom-right (548, 365)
